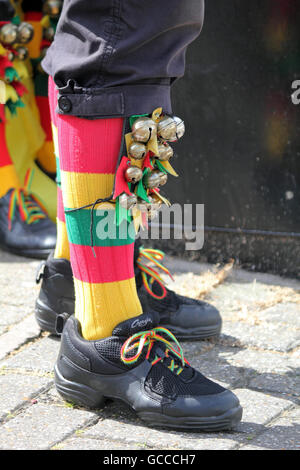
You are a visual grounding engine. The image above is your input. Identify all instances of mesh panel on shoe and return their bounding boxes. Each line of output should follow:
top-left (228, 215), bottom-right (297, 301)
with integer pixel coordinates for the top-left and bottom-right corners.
top-left (94, 337), bottom-right (147, 370)
top-left (145, 362), bottom-right (225, 398)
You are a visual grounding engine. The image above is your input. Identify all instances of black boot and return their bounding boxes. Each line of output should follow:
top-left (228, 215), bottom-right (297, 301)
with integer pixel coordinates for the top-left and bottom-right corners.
top-left (0, 189), bottom-right (56, 259)
top-left (55, 312), bottom-right (242, 431)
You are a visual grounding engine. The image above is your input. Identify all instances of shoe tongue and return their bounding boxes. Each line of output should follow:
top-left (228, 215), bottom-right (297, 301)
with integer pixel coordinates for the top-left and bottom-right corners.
top-left (112, 310), bottom-right (160, 338)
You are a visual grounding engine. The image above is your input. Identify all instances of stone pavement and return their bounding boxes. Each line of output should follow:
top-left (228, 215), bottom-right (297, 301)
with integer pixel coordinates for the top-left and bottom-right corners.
top-left (0, 248), bottom-right (299, 451)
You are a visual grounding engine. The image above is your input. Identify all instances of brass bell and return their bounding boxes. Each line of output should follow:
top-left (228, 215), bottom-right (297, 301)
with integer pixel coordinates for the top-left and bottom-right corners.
top-left (144, 170), bottom-right (161, 189)
top-left (157, 142), bottom-right (173, 161)
top-left (124, 166), bottom-right (143, 184)
top-left (15, 46), bottom-right (28, 61)
top-left (118, 192), bottom-right (137, 210)
top-left (128, 141), bottom-right (147, 160)
top-left (0, 23), bottom-right (18, 45)
top-left (131, 116), bottom-right (157, 143)
top-left (169, 116), bottom-right (185, 142)
top-left (43, 26), bottom-right (55, 42)
top-left (157, 115), bottom-right (177, 141)
top-left (17, 22), bottom-right (34, 44)
top-left (43, 0), bottom-right (63, 18)
top-left (158, 172), bottom-right (168, 186)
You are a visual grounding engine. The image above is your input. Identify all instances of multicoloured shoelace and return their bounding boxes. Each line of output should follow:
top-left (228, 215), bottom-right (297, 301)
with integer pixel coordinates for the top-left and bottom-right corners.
top-left (120, 326), bottom-right (190, 375)
top-left (136, 247), bottom-right (174, 300)
top-left (8, 169), bottom-right (48, 230)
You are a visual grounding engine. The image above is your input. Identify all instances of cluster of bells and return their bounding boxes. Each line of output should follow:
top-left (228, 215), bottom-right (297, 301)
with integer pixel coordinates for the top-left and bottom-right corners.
top-left (38, 0), bottom-right (63, 73)
top-left (42, 0), bottom-right (63, 42)
top-left (119, 114), bottom-right (185, 220)
top-left (0, 20), bottom-right (34, 62)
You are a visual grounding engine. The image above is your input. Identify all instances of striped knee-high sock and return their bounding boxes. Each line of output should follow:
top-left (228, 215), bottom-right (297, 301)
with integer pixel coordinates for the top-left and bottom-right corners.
top-left (54, 94), bottom-right (143, 340)
top-left (48, 77), bottom-right (69, 260)
top-left (0, 104), bottom-right (20, 197)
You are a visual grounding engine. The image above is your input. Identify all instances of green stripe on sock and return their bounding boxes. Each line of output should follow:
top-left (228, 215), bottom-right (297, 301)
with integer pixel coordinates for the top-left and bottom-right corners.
top-left (56, 156), bottom-right (61, 187)
top-left (65, 207), bottom-right (135, 247)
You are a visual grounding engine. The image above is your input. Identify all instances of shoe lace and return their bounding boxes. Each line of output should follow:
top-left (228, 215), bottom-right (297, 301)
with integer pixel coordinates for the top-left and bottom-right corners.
top-left (120, 326), bottom-right (190, 376)
top-left (8, 169), bottom-right (48, 230)
top-left (136, 247), bottom-right (174, 300)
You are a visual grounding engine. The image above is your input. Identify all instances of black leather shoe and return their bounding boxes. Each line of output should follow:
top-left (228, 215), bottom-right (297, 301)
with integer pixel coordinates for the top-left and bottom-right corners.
top-left (35, 252), bottom-right (74, 334)
top-left (55, 312), bottom-right (242, 431)
top-left (35, 242), bottom-right (222, 339)
top-left (134, 239), bottom-right (222, 340)
top-left (0, 189), bottom-right (56, 259)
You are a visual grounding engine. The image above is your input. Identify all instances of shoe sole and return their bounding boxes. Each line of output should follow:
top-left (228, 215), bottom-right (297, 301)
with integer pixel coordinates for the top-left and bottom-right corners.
top-left (54, 363), bottom-right (242, 432)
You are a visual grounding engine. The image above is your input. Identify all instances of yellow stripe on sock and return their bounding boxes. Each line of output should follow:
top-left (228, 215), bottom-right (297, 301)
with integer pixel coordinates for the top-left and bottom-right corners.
top-left (51, 123), bottom-right (59, 158)
top-left (74, 277), bottom-right (143, 340)
top-left (0, 164), bottom-right (20, 197)
top-left (54, 218), bottom-right (70, 260)
top-left (60, 170), bottom-right (115, 209)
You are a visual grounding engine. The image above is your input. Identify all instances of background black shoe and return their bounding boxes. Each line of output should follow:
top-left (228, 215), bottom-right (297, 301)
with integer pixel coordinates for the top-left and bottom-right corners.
top-left (35, 252), bottom-right (75, 334)
top-left (54, 312), bottom-right (242, 431)
top-left (0, 189), bottom-right (56, 259)
top-left (134, 239), bottom-right (222, 340)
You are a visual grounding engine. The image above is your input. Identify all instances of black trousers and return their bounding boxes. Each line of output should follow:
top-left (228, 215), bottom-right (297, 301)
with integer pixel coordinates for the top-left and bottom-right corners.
top-left (42, 0), bottom-right (205, 118)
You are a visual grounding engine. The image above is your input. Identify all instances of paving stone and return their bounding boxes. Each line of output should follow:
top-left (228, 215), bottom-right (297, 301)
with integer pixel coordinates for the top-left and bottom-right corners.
top-left (0, 315), bottom-right (41, 361)
top-left (0, 403), bottom-right (96, 450)
top-left (83, 411), bottom-right (239, 450)
top-left (221, 320), bottom-right (300, 352)
top-left (55, 437), bottom-right (152, 450)
top-left (210, 347), bottom-right (300, 397)
top-left (249, 374), bottom-right (300, 398)
top-left (240, 407), bottom-right (300, 450)
top-left (0, 373), bottom-right (52, 421)
top-left (2, 335), bottom-right (60, 373)
top-left (0, 303), bottom-right (34, 328)
top-left (260, 303), bottom-right (300, 328)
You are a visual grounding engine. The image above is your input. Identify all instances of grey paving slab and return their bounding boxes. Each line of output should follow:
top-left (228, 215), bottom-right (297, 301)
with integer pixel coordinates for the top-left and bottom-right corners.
top-left (0, 314), bottom-right (41, 361)
top-left (199, 346), bottom-right (300, 398)
top-left (0, 373), bottom-right (52, 422)
top-left (240, 407), bottom-right (300, 450)
top-left (1, 335), bottom-right (60, 372)
top-left (221, 320), bottom-right (300, 353)
top-left (55, 437), bottom-right (153, 450)
top-left (0, 303), bottom-right (33, 328)
top-left (0, 403), bottom-right (96, 450)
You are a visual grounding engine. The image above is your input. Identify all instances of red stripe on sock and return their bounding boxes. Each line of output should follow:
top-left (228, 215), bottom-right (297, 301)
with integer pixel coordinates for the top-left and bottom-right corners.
top-left (57, 186), bottom-right (65, 222)
top-left (58, 114), bottom-right (124, 174)
top-left (69, 243), bottom-right (135, 284)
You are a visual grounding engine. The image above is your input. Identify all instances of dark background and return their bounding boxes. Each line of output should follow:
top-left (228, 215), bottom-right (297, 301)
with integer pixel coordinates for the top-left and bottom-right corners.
top-left (162, 0), bottom-right (300, 276)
